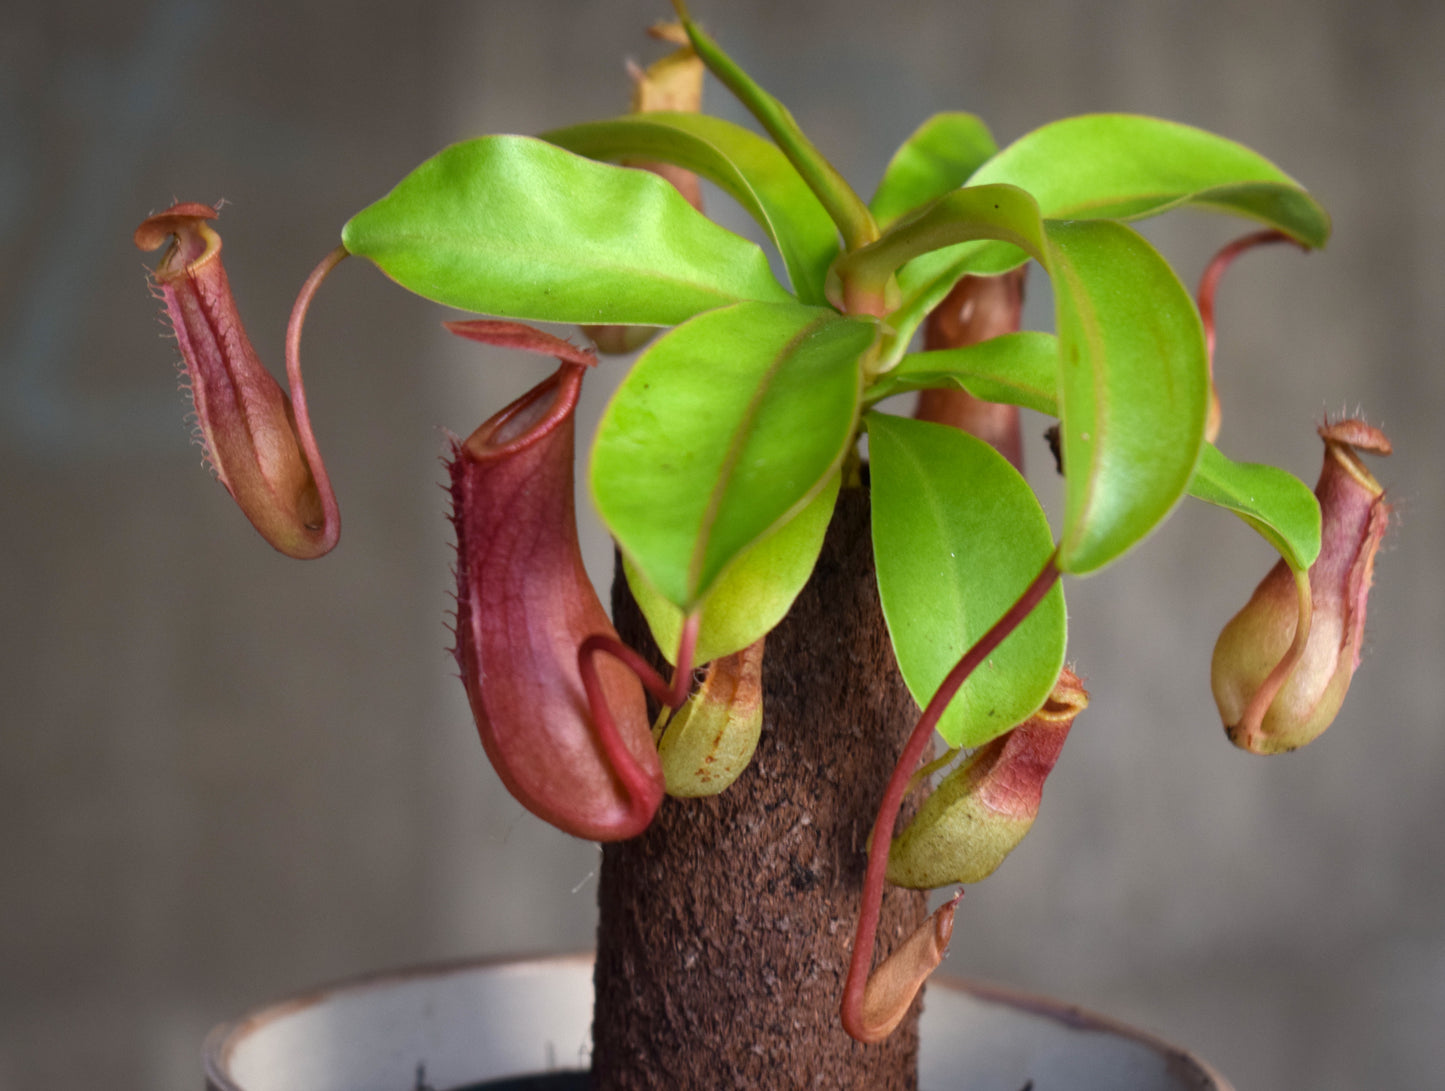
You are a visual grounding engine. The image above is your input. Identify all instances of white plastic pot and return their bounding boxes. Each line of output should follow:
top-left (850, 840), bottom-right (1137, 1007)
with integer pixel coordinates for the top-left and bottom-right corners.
top-left (205, 954), bottom-right (1234, 1091)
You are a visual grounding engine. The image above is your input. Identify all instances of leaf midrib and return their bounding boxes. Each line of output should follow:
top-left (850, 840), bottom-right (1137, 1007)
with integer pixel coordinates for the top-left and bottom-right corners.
top-left (687, 311), bottom-right (838, 602)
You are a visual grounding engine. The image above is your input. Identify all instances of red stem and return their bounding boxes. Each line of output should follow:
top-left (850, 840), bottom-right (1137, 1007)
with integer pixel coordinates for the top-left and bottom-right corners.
top-left (1196, 229), bottom-right (1294, 364)
top-left (576, 612), bottom-right (701, 820)
top-left (841, 552), bottom-right (1062, 1041)
top-left (285, 245), bottom-right (348, 554)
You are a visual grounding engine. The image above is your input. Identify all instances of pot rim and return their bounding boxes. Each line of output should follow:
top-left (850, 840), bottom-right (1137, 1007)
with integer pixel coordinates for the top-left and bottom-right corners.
top-left (204, 951), bottom-right (593, 1091)
top-left (204, 951), bottom-right (1234, 1091)
top-left (945, 974), bottom-right (1235, 1090)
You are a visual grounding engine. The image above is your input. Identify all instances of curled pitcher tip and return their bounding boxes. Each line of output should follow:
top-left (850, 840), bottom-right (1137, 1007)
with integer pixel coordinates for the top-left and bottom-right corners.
top-left (136, 202), bottom-right (340, 559)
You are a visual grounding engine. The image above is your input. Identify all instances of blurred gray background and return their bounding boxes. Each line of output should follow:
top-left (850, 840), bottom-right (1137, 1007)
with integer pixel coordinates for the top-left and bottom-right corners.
top-left (3, 1), bottom-right (1441, 1088)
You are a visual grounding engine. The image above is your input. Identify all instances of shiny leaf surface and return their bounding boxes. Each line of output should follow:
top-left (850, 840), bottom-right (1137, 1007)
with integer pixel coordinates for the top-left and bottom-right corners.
top-left (342, 135), bottom-right (792, 325)
top-left (545, 112), bottom-right (839, 305)
top-left (869, 413), bottom-right (1066, 747)
top-left (1048, 219), bottom-right (1209, 573)
top-left (592, 301), bottom-right (870, 608)
top-left (1189, 443), bottom-right (1322, 570)
top-left (870, 112), bottom-right (998, 229)
top-left (624, 473), bottom-right (841, 664)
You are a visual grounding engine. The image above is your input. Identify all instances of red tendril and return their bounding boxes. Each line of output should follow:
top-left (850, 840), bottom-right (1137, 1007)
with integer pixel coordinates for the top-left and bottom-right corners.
top-left (841, 553), bottom-right (1062, 1042)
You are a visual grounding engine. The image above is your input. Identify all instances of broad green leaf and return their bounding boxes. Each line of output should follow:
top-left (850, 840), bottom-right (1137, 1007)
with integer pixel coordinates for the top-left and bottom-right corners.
top-left (869, 342), bottom-right (1319, 572)
top-left (870, 113), bottom-right (998, 230)
top-left (844, 189), bottom-right (1208, 573)
top-left (865, 332), bottom-right (1060, 416)
top-left (543, 112), bottom-right (839, 305)
top-left (673, 8), bottom-right (877, 250)
top-left (341, 135), bottom-right (792, 326)
top-left (887, 113), bottom-right (1330, 366)
top-left (971, 114), bottom-right (1330, 245)
top-left (1049, 219), bottom-right (1209, 573)
top-left (868, 412), bottom-right (1066, 748)
top-left (624, 472), bottom-right (841, 664)
top-left (1188, 444), bottom-right (1321, 570)
top-left (591, 300), bottom-right (871, 608)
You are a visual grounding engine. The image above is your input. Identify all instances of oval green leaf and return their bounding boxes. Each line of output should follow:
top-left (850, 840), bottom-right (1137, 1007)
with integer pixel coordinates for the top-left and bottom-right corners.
top-left (544, 112), bottom-right (839, 306)
top-left (624, 472), bottom-right (841, 665)
top-left (868, 412), bottom-right (1066, 748)
top-left (341, 135), bottom-right (792, 326)
top-left (591, 300), bottom-right (871, 609)
top-left (865, 332), bottom-right (1060, 416)
top-left (887, 114), bottom-right (1330, 365)
top-left (870, 112), bottom-right (999, 230)
top-left (1188, 443), bottom-right (1321, 570)
top-left (971, 114), bottom-right (1330, 245)
top-left (1048, 219), bottom-right (1209, 574)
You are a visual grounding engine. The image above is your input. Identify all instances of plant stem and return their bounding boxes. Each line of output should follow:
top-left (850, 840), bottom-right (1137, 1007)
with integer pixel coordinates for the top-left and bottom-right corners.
top-left (841, 551), bottom-right (1061, 1041)
top-left (593, 489), bottom-right (927, 1090)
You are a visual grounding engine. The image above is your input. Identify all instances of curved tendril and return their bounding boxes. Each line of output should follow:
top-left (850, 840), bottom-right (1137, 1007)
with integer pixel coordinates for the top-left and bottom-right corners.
top-left (1235, 566), bottom-right (1315, 754)
top-left (285, 245), bottom-right (348, 553)
top-left (1196, 229), bottom-right (1296, 363)
top-left (577, 612), bottom-right (701, 821)
top-left (841, 552), bottom-right (1062, 1043)
top-left (1195, 229), bottom-right (1299, 441)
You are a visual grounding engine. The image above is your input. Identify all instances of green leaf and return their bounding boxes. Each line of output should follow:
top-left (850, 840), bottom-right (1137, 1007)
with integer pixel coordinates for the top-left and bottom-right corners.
top-left (886, 113), bottom-right (1330, 365)
top-left (543, 112), bottom-right (839, 305)
top-left (845, 190), bottom-right (1207, 573)
top-left (591, 300), bottom-right (871, 608)
top-left (870, 113), bottom-right (998, 230)
top-left (1049, 219), bottom-right (1209, 573)
top-left (623, 472), bottom-right (841, 664)
top-left (341, 135), bottom-right (792, 326)
top-left (673, 8), bottom-right (877, 250)
top-left (868, 412), bottom-right (1066, 748)
top-left (1188, 443), bottom-right (1321, 570)
top-left (971, 114), bottom-right (1331, 245)
top-left (834, 183), bottom-right (1047, 297)
top-left (865, 332), bottom-right (1060, 416)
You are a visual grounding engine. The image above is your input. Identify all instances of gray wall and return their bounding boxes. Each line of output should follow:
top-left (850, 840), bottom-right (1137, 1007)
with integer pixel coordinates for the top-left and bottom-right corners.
top-left (3, 1), bottom-right (1441, 1088)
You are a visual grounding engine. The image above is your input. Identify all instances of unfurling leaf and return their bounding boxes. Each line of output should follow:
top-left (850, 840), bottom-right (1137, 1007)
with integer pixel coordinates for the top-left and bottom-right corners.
top-left (670, 1), bottom-right (877, 251)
